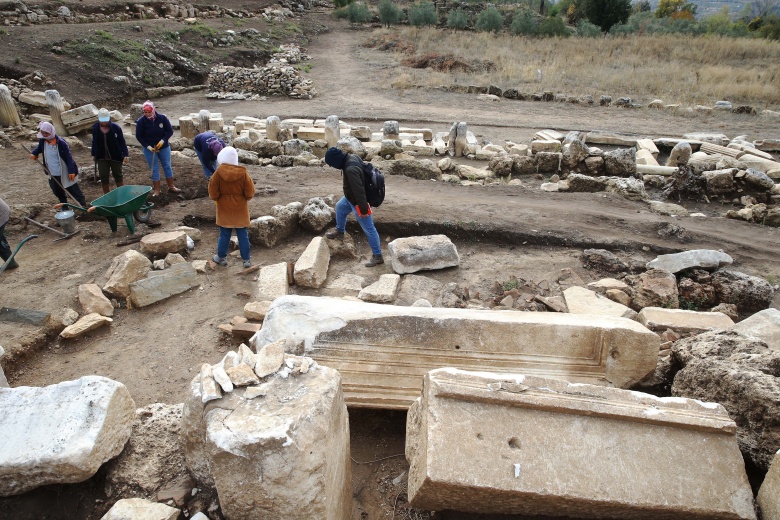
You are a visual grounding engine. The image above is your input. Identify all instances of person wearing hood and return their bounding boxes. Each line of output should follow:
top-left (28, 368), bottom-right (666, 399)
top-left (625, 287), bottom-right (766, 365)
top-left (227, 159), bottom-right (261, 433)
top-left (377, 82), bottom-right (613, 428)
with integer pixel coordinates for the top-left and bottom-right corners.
top-left (91, 108), bottom-right (128, 194)
top-left (135, 100), bottom-right (180, 196)
top-left (323, 147), bottom-right (384, 267)
top-left (208, 146), bottom-right (255, 268)
top-left (193, 131), bottom-right (226, 180)
top-left (30, 121), bottom-right (87, 207)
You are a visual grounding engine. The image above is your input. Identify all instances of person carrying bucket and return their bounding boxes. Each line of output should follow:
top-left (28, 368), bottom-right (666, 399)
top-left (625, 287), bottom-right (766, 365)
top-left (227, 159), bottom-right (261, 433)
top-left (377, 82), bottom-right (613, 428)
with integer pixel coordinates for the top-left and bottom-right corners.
top-left (91, 108), bottom-right (128, 194)
top-left (29, 121), bottom-right (87, 208)
top-left (135, 100), bottom-right (180, 197)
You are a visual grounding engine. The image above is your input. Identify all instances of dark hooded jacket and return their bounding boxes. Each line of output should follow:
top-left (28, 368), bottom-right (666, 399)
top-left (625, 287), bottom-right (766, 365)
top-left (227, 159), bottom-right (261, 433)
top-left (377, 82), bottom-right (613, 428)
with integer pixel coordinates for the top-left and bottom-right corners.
top-left (341, 154), bottom-right (369, 214)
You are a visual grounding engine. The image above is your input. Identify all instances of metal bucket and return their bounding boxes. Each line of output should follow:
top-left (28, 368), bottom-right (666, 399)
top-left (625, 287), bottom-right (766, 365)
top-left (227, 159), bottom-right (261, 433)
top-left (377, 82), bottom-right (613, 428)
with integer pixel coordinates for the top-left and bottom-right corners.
top-left (55, 210), bottom-right (76, 234)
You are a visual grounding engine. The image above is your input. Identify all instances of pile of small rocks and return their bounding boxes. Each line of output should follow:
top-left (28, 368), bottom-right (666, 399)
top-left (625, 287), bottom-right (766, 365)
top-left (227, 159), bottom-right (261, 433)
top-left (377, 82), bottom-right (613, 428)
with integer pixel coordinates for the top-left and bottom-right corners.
top-left (207, 64), bottom-right (316, 100)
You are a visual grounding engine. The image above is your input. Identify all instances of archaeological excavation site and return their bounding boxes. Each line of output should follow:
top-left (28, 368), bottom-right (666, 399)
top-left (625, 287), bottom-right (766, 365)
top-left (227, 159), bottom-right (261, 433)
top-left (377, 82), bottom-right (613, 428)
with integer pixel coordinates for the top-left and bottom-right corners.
top-left (0, 0), bottom-right (779, 519)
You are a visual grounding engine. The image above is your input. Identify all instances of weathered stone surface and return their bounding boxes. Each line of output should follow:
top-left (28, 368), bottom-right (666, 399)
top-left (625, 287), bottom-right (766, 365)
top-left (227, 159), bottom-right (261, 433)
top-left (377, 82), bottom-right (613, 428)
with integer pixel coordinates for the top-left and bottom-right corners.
top-left (638, 307), bottom-right (734, 334)
top-left (254, 296), bottom-right (660, 408)
top-left (407, 368), bottom-right (755, 519)
top-left (175, 225), bottom-right (201, 242)
top-left (358, 274), bottom-right (401, 303)
top-left (60, 312), bottom-right (113, 338)
top-left (581, 249), bottom-right (629, 273)
top-left (562, 173), bottom-right (608, 192)
top-left (181, 360), bottom-right (351, 520)
top-left (164, 253), bottom-right (186, 267)
top-left (666, 141), bottom-right (692, 166)
top-left (586, 278), bottom-right (628, 293)
top-left (244, 301), bottom-right (271, 321)
top-left (395, 274), bottom-right (444, 307)
top-left (103, 250), bottom-right (152, 298)
top-left (388, 235), bottom-right (459, 275)
top-left (294, 237), bottom-right (330, 289)
top-left (254, 339), bottom-right (286, 378)
top-left (535, 152), bottom-right (561, 173)
top-left (299, 197), bottom-right (335, 233)
top-left (626, 269), bottom-right (679, 310)
top-left (672, 329), bottom-right (780, 471)
top-left (139, 231), bottom-right (188, 258)
top-left (711, 270), bottom-right (775, 314)
top-left (704, 169), bottom-right (736, 194)
top-left (744, 168), bottom-right (776, 191)
top-left (0, 376), bottom-right (135, 496)
top-left (0, 346), bottom-right (7, 388)
top-left (128, 264), bottom-right (200, 308)
top-left (249, 202), bottom-right (301, 247)
top-left (758, 450), bottom-right (780, 520)
top-left (603, 148), bottom-right (636, 177)
top-left (103, 403), bottom-right (190, 504)
top-left (321, 273), bottom-right (365, 298)
top-left (605, 177), bottom-right (647, 201)
top-left (647, 249), bottom-right (733, 274)
top-left (563, 286), bottom-right (637, 319)
top-left (731, 308), bottom-right (780, 350)
top-left (255, 262), bottom-right (289, 301)
top-left (100, 498), bottom-right (179, 520)
top-left (78, 283), bottom-right (114, 316)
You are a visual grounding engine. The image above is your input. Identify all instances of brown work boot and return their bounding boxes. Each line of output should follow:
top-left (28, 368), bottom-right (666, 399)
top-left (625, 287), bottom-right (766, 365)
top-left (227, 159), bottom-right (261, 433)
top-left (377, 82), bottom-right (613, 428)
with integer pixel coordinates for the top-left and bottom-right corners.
top-left (365, 254), bottom-right (384, 267)
top-left (165, 177), bottom-right (181, 193)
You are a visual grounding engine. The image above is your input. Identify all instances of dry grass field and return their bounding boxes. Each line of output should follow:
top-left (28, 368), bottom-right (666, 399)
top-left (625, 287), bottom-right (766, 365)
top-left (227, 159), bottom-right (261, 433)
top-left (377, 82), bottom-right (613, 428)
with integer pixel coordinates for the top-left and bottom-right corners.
top-left (378, 27), bottom-right (780, 109)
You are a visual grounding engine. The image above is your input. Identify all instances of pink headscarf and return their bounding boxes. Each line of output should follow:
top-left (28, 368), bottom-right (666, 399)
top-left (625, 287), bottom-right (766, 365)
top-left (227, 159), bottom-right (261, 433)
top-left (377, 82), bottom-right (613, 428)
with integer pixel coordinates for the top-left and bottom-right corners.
top-left (142, 100), bottom-right (157, 120)
top-left (37, 121), bottom-right (56, 140)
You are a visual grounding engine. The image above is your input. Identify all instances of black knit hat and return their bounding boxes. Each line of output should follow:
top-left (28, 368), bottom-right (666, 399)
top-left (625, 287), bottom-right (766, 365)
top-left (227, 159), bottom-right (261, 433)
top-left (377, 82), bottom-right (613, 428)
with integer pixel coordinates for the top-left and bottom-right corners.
top-left (324, 147), bottom-right (347, 168)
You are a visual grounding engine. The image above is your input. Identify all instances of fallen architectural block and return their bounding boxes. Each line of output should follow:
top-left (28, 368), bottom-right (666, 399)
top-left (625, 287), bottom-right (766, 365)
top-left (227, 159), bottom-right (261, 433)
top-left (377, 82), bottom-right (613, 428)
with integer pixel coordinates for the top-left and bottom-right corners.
top-left (61, 104), bottom-right (98, 134)
top-left (255, 262), bottom-right (289, 301)
top-left (638, 307), bottom-right (735, 334)
top-left (406, 368), bottom-right (756, 520)
top-left (758, 450), bottom-right (780, 520)
top-left (293, 236), bottom-right (330, 288)
top-left (100, 498), bottom-right (179, 520)
top-left (103, 249), bottom-right (152, 299)
top-left (181, 355), bottom-right (351, 519)
top-left (731, 308), bottom-right (780, 350)
top-left (253, 295), bottom-right (660, 409)
top-left (563, 286), bottom-right (636, 319)
top-left (139, 231), bottom-right (188, 258)
top-left (0, 376), bottom-right (135, 496)
top-left (358, 273), bottom-right (400, 303)
top-left (646, 249), bottom-right (733, 274)
top-left (388, 235), bottom-right (460, 275)
top-left (128, 263), bottom-right (200, 308)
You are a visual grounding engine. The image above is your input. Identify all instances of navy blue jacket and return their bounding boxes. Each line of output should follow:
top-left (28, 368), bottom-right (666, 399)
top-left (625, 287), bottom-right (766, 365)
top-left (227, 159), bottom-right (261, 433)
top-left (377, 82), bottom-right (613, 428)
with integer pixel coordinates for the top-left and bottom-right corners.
top-left (135, 113), bottom-right (173, 150)
top-left (91, 122), bottom-right (129, 162)
top-left (31, 137), bottom-right (78, 176)
top-left (193, 131), bottom-right (225, 165)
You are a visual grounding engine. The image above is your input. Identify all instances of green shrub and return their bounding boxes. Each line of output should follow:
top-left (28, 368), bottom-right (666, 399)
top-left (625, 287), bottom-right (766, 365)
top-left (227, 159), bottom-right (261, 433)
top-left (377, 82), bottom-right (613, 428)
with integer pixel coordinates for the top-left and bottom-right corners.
top-left (345, 2), bottom-right (372, 23)
top-left (537, 15), bottom-right (570, 36)
top-left (577, 18), bottom-right (603, 35)
top-left (408, 1), bottom-right (437, 26)
top-left (334, 0), bottom-right (354, 8)
top-left (379, 0), bottom-right (403, 26)
top-left (511, 8), bottom-right (539, 34)
top-left (758, 14), bottom-right (780, 39)
top-left (475, 6), bottom-right (505, 32)
top-left (447, 8), bottom-right (470, 29)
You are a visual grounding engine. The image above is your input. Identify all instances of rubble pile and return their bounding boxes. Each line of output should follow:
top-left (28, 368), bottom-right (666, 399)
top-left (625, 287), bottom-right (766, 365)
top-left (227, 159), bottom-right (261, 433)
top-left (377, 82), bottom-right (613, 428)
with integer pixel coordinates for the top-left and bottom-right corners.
top-left (207, 64), bottom-right (316, 100)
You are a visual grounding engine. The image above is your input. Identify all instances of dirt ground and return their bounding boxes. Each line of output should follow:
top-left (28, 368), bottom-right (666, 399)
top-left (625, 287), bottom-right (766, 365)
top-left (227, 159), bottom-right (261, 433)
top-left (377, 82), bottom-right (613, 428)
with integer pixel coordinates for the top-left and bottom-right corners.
top-left (1, 7), bottom-right (780, 520)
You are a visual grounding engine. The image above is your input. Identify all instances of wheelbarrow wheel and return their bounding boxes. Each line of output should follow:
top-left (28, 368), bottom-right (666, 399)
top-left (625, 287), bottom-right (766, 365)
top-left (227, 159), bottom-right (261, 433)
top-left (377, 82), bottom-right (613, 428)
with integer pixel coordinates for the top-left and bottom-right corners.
top-left (134, 207), bottom-right (153, 223)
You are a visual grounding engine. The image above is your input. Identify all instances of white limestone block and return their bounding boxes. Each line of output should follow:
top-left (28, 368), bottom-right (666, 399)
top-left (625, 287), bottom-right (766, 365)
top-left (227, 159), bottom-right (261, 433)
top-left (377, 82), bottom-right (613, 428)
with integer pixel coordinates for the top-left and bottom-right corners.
top-left (388, 235), bottom-right (460, 275)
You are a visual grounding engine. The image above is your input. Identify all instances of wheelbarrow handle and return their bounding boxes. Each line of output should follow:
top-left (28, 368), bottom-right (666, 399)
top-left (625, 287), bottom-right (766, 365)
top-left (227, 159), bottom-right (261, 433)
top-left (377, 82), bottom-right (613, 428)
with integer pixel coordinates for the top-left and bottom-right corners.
top-left (54, 202), bottom-right (89, 212)
top-left (0, 234), bottom-right (38, 274)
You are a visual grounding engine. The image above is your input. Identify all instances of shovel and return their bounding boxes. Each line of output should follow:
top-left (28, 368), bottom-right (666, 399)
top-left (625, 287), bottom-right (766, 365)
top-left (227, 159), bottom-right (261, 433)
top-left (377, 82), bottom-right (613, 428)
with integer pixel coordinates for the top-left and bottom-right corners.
top-left (0, 234), bottom-right (37, 275)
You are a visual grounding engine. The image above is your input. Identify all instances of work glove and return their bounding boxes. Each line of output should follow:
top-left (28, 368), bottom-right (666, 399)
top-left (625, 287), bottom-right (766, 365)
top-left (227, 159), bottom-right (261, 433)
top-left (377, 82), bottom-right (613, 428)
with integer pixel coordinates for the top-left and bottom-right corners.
top-left (30, 154), bottom-right (37, 160)
top-left (147, 145), bottom-right (155, 152)
top-left (123, 157), bottom-right (129, 164)
top-left (356, 204), bottom-right (371, 217)
top-left (68, 174), bottom-right (76, 182)
top-left (155, 140), bottom-right (164, 151)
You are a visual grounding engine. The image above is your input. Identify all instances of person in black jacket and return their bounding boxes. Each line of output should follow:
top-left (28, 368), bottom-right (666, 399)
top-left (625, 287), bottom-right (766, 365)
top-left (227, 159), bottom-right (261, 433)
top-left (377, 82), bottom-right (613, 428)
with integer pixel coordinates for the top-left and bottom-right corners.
top-left (323, 147), bottom-right (383, 267)
top-left (91, 108), bottom-right (128, 194)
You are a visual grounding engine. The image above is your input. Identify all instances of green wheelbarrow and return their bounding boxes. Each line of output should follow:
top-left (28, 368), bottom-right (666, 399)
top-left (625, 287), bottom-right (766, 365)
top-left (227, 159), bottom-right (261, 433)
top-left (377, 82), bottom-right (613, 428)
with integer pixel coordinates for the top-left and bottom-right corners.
top-left (57, 185), bottom-right (154, 234)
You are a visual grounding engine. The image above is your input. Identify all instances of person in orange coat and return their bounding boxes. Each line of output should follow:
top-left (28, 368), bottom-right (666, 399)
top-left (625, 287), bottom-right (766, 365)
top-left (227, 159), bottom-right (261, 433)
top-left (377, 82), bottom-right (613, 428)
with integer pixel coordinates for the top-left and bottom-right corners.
top-left (208, 146), bottom-right (255, 268)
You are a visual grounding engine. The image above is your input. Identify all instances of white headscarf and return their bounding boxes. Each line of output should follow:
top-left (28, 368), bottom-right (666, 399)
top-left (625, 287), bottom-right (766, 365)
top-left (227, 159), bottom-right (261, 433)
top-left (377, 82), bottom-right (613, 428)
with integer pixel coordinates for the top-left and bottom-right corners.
top-left (217, 146), bottom-right (239, 166)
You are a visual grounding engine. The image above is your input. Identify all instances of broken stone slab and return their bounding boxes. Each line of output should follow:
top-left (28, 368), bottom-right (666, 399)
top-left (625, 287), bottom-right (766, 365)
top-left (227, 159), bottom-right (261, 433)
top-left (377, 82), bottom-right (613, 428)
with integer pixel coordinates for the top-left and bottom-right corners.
top-left (358, 274), bottom-right (401, 303)
top-left (181, 359), bottom-right (352, 519)
top-left (293, 236), bottom-right (330, 289)
top-left (60, 313), bottom-right (113, 339)
top-left (231, 322), bottom-right (262, 339)
top-left (731, 308), bottom-right (780, 350)
top-left (139, 231), bottom-right (188, 258)
top-left (61, 104), bottom-right (98, 134)
top-left (0, 307), bottom-right (51, 325)
top-left (647, 249), bottom-right (733, 274)
top-left (0, 376), bottom-right (135, 496)
top-left (406, 368), bottom-right (756, 520)
top-left (100, 498), bottom-right (179, 520)
top-left (322, 273), bottom-right (365, 298)
top-left (394, 274), bottom-right (444, 307)
top-left (584, 131), bottom-right (638, 147)
top-left (103, 249), bottom-right (152, 299)
top-left (244, 300), bottom-right (271, 321)
top-left (638, 307), bottom-right (735, 334)
top-left (388, 235), bottom-right (460, 275)
top-left (563, 286), bottom-right (637, 319)
top-left (757, 450), bottom-right (780, 520)
top-left (128, 263), bottom-right (200, 308)
top-left (78, 283), bottom-right (114, 316)
top-left (586, 278), bottom-right (628, 293)
top-left (648, 200), bottom-right (688, 216)
top-left (254, 262), bottom-right (290, 301)
top-left (253, 295), bottom-right (660, 409)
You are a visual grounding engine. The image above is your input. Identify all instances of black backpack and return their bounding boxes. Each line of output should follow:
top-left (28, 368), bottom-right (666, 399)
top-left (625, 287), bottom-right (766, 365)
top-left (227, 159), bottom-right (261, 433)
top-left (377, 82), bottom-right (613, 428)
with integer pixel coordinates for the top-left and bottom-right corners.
top-left (361, 162), bottom-right (386, 208)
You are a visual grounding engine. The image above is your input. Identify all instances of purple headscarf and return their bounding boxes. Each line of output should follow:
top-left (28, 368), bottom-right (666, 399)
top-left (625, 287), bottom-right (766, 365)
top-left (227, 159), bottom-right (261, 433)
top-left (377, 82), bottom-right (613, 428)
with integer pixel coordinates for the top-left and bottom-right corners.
top-left (37, 121), bottom-right (56, 140)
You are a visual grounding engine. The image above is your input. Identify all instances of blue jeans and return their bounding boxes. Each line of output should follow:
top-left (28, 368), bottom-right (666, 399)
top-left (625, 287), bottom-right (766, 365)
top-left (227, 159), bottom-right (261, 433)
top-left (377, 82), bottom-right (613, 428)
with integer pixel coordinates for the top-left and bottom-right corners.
top-left (335, 196), bottom-right (381, 255)
top-left (142, 146), bottom-right (173, 181)
top-left (217, 226), bottom-right (250, 261)
top-left (195, 148), bottom-right (216, 180)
